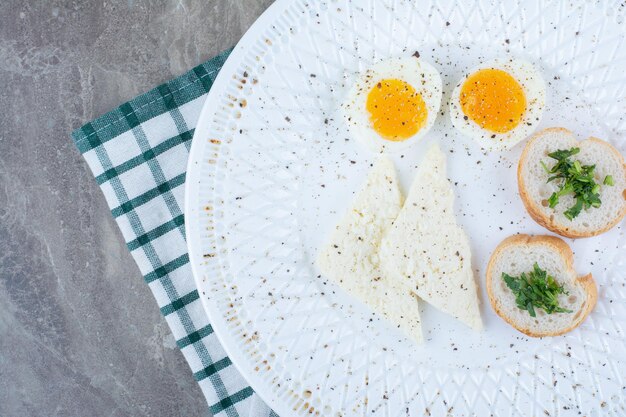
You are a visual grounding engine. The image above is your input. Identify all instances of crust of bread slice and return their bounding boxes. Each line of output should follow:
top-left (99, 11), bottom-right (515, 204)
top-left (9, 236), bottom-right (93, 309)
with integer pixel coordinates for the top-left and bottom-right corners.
top-left (518, 127), bottom-right (626, 238)
top-left (486, 234), bottom-right (597, 337)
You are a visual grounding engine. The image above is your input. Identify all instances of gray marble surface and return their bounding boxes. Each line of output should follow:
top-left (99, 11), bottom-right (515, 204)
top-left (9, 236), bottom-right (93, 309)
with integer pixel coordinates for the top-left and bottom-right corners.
top-left (0, 1), bottom-right (272, 416)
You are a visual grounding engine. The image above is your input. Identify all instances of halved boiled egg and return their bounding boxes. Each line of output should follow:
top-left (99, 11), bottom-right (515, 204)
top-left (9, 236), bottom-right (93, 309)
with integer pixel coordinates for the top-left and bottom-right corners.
top-left (343, 57), bottom-right (442, 153)
top-left (449, 58), bottom-right (546, 151)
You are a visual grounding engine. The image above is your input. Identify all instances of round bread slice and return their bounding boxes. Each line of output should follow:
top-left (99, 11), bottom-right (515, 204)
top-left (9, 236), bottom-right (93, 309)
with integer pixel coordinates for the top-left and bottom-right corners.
top-left (486, 234), bottom-right (596, 337)
top-left (518, 127), bottom-right (626, 238)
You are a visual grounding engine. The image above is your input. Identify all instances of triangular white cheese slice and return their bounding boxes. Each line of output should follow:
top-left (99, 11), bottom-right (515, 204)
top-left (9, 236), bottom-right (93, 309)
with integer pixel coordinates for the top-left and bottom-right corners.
top-left (380, 145), bottom-right (483, 330)
top-left (317, 158), bottom-right (423, 343)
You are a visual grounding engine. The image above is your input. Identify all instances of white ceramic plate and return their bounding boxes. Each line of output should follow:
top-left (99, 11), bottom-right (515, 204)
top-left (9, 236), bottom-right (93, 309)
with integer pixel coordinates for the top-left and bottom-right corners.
top-left (185, 1), bottom-right (626, 415)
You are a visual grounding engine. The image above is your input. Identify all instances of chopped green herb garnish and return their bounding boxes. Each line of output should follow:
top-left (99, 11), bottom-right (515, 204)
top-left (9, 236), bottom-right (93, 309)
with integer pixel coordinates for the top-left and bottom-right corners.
top-left (502, 263), bottom-right (572, 317)
top-left (542, 147), bottom-right (610, 220)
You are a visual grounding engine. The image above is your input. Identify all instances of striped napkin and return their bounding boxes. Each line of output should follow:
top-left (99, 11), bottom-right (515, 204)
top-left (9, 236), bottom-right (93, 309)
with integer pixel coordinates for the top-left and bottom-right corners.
top-left (71, 49), bottom-right (276, 417)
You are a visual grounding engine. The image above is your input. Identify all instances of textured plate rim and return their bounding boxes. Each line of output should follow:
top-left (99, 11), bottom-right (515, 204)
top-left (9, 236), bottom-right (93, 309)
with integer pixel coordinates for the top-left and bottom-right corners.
top-left (185, 1), bottom-right (298, 415)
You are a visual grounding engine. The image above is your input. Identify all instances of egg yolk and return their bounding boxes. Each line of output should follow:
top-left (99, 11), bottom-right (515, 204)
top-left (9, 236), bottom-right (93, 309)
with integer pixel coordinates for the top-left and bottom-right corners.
top-left (460, 69), bottom-right (526, 134)
top-left (366, 78), bottom-right (428, 141)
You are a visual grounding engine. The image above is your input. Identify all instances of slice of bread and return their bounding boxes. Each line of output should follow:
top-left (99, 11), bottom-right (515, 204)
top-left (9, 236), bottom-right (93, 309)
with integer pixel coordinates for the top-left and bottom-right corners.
top-left (317, 157), bottom-right (423, 343)
top-left (486, 234), bottom-right (597, 337)
top-left (518, 127), bottom-right (626, 238)
top-left (380, 145), bottom-right (483, 330)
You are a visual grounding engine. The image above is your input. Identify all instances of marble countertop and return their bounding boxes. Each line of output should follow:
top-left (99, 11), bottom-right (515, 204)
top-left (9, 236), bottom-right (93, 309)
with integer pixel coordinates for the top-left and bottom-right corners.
top-left (0, 1), bottom-right (272, 415)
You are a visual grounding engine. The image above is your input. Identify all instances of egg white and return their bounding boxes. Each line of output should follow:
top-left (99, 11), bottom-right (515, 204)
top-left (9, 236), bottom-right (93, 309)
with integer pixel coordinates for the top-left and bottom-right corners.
top-left (449, 58), bottom-right (546, 151)
top-left (343, 57), bottom-right (442, 153)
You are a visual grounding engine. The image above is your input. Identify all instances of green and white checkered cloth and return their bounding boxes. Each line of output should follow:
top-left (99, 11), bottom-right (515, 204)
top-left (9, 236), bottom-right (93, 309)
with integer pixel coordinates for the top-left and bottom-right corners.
top-left (71, 50), bottom-right (276, 417)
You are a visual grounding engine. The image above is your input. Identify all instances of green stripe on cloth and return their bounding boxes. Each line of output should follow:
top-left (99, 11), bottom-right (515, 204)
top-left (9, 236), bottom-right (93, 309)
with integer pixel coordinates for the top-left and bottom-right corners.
top-left (193, 65), bottom-right (217, 93)
top-left (157, 84), bottom-right (179, 111)
top-left (96, 131), bottom-right (193, 184)
top-left (210, 387), bottom-right (255, 416)
top-left (194, 357), bottom-right (232, 382)
top-left (74, 49), bottom-right (231, 154)
top-left (177, 324), bottom-right (214, 349)
top-left (127, 214), bottom-right (185, 251)
top-left (144, 253), bottom-right (189, 284)
top-left (71, 48), bottom-right (275, 417)
top-left (160, 290), bottom-right (200, 316)
top-left (110, 172), bottom-right (186, 218)
top-left (120, 102), bottom-right (141, 129)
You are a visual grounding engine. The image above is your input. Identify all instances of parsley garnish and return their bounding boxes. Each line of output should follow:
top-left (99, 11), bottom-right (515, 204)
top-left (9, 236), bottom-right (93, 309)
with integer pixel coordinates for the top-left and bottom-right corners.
top-left (502, 263), bottom-right (572, 317)
top-left (542, 147), bottom-right (613, 220)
